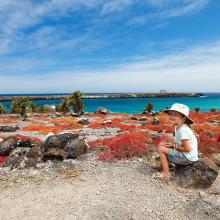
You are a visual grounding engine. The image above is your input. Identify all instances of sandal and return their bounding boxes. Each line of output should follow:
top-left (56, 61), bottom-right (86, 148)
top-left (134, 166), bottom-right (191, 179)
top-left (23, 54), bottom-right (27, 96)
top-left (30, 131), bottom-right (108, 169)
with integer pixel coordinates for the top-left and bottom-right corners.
top-left (152, 172), bottom-right (172, 181)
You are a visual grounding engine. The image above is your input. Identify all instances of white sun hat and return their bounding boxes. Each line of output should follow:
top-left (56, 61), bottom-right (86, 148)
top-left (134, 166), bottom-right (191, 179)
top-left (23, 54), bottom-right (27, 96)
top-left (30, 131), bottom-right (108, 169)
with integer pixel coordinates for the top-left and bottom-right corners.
top-left (163, 103), bottom-right (194, 124)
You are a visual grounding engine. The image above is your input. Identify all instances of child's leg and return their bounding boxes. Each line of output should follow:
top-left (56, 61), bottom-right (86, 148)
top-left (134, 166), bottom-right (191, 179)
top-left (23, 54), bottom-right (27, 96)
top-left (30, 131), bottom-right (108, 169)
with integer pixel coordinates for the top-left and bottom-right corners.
top-left (158, 142), bottom-right (170, 175)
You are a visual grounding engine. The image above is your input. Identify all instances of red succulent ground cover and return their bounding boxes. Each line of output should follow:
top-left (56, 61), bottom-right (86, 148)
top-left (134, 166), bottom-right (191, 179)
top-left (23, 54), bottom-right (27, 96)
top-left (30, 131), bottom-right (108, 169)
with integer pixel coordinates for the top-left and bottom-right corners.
top-left (141, 124), bottom-right (173, 133)
top-left (88, 118), bottom-right (138, 131)
top-left (0, 156), bottom-right (7, 164)
top-left (22, 123), bottom-right (83, 134)
top-left (192, 123), bottom-right (220, 156)
top-left (88, 131), bottom-right (152, 161)
top-left (11, 134), bottom-right (42, 143)
top-left (152, 134), bottom-right (171, 145)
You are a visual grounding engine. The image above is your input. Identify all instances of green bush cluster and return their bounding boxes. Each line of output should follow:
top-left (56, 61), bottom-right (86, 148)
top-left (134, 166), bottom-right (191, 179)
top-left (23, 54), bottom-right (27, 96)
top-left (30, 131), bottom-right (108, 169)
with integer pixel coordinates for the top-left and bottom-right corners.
top-left (6, 91), bottom-right (84, 116)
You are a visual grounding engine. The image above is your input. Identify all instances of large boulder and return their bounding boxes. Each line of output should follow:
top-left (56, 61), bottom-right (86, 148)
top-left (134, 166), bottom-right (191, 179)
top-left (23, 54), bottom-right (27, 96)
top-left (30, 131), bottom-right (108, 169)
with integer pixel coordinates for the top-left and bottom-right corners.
top-left (42, 148), bottom-right (68, 162)
top-left (43, 133), bottom-right (79, 150)
top-left (1, 147), bottom-right (30, 169)
top-left (65, 138), bottom-right (88, 159)
top-left (1, 145), bottom-right (44, 169)
top-left (0, 136), bottom-right (20, 156)
top-left (0, 136), bottom-right (39, 156)
top-left (174, 158), bottom-right (219, 188)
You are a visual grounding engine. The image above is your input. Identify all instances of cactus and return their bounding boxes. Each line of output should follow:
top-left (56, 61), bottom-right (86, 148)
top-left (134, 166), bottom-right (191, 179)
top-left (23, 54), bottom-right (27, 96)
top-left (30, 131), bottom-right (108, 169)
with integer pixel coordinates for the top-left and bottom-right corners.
top-left (194, 106), bottom-right (200, 113)
top-left (0, 103), bottom-right (6, 114)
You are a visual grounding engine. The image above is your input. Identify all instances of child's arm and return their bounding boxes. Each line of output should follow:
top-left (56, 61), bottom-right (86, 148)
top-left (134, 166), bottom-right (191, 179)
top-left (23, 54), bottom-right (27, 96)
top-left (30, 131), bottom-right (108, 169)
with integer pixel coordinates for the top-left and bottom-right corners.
top-left (176, 139), bottom-right (191, 152)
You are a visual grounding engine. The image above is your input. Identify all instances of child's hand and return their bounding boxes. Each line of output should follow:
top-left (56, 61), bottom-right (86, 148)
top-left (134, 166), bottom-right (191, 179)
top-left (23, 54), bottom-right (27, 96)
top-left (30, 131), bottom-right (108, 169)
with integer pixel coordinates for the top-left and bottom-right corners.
top-left (165, 142), bottom-right (174, 148)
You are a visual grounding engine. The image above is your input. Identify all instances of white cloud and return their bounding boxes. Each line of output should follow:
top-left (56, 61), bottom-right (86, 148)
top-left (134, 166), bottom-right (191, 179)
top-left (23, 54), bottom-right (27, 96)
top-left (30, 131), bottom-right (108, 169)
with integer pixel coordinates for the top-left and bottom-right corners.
top-left (0, 0), bottom-right (211, 55)
top-left (0, 40), bottom-right (219, 93)
top-left (130, 0), bottom-right (210, 24)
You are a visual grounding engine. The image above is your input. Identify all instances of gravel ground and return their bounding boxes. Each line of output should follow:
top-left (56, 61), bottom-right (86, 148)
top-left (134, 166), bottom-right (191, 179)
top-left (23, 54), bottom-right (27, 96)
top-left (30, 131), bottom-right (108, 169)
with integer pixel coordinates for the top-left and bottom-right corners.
top-left (0, 153), bottom-right (220, 220)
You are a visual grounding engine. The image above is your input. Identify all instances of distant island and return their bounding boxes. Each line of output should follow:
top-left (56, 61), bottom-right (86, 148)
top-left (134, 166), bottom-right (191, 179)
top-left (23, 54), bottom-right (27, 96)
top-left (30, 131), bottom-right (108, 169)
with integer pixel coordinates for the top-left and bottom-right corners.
top-left (0, 92), bottom-right (204, 101)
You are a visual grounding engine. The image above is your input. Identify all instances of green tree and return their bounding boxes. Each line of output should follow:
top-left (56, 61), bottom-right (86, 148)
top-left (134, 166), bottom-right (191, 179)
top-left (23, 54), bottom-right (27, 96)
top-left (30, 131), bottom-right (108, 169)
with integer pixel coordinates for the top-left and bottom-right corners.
top-left (0, 103), bottom-right (6, 114)
top-left (194, 106), bottom-right (200, 114)
top-left (10, 97), bottom-right (35, 116)
top-left (68, 91), bottom-right (84, 116)
top-left (55, 103), bottom-right (63, 112)
top-left (60, 96), bottom-right (69, 114)
top-left (38, 105), bottom-right (53, 113)
top-left (145, 102), bottom-right (154, 113)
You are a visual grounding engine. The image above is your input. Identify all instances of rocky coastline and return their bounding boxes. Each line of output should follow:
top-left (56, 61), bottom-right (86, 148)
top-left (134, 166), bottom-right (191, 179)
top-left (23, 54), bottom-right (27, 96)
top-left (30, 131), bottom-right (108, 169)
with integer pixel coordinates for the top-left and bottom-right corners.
top-left (0, 92), bottom-right (203, 101)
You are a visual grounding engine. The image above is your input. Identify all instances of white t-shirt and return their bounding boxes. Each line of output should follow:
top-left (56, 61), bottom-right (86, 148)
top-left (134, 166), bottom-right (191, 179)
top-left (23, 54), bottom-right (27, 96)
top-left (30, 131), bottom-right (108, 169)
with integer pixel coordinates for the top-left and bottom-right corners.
top-left (175, 124), bottom-right (198, 162)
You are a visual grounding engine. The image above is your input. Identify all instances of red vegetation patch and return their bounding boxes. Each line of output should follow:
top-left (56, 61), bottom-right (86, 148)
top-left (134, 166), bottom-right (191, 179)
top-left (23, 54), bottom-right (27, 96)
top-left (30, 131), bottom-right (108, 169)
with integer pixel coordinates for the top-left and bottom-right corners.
top-left (88, 131), bottom-right (152, 161)
top-left (33, 115), bottom-right (50, 120)
top-left (217, 133), bottom-right (220, 142)
top-left (88, 118), bottom-right (138, 131)
top-left (11, 134), bottom-right (42, 143)
top-left (190, 112), bottom-right (220, 123)
top-left (22, 123), bottom-right (83, 134)
top-left (192, 123), bottom-right (220, 156)
top-left (0, 156), bottom-right (7, 164)
top-left (50, 117), bottom-right (77, 124)
top-left (141, 124), bottom-right (173, 133)
top-left (152, 134), bottom-right (171, 145)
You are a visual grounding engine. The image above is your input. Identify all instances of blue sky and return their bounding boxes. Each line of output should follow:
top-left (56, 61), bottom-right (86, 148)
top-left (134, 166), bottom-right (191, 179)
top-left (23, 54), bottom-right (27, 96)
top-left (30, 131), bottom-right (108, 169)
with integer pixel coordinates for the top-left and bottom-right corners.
top-left (0, 0), bottom-right (220, 93)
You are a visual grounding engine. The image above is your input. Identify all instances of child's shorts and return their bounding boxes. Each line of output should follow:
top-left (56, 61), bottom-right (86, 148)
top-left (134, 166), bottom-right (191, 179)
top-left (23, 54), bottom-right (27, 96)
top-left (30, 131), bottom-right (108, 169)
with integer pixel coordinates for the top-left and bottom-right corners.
top-left (168, 149), bottom-right (194, 165)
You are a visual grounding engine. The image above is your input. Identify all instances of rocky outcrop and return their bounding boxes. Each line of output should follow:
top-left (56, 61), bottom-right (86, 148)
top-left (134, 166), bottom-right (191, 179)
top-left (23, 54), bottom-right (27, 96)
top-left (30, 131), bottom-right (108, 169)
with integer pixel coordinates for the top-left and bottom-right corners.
top-left (0, 136), bottom-right (21, 156)
top-left (0, 132), bottom-right (88, 169)
top-left (65, 139), bottom-right (88, 159)
top-left (174, 158), bottom-right (219, 188)
top-left (2, 147), bottom-right (30, 169)
top-left (42, 148), bottom-right (68, 162)
top-left (43, 133), bottom-right (79, 150)
top-left (42, 133), bottom-right (88, 160)
top-left (0, 136), bottom-right (39, 156)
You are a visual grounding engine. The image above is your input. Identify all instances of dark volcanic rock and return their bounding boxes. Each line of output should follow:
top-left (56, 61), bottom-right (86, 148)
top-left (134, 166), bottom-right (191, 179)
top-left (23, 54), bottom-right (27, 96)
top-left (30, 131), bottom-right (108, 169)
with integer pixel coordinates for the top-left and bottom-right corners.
top-left (17, 139), bottom-right (39, 148)
top-left (2, 145), bottom-right (43, 169)
top-left (65, 138), bottom-right (88, 159)
top-left (42, 148), bottom-right (68, 161)
top-left (0, 136), bottom-right (40, 156)
top-left (0, 136), bottom-right (20, 156)
top-left (26, 146), bottom-right (43, 159)
top-left (2, 147), bottom-right (30, 169)
top-left (43, 133), bottom-right (79, 150)
top-left (174, 158), bottom-right (219, 188)
top-left (0, 125), bottom-right (19, 132)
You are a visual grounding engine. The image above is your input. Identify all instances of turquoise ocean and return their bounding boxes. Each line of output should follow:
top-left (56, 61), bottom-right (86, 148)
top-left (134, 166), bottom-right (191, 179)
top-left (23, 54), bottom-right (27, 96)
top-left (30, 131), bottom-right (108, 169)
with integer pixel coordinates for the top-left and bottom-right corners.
top-left (1, 93), bottom-right (220, 114)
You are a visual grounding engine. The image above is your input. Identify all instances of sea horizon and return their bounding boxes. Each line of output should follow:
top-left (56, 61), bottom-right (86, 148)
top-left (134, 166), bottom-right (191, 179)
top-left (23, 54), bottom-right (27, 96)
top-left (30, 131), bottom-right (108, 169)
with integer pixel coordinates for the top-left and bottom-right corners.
top-left (1, 93), bottom-right (220, 113)
top-left (1, 92), bottom-right (220, 96)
